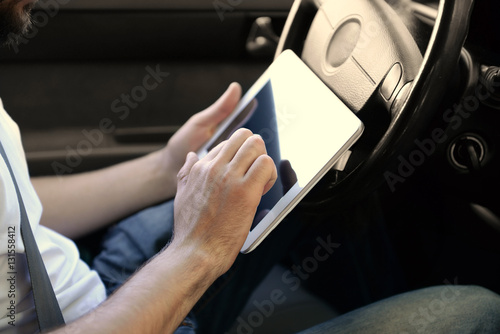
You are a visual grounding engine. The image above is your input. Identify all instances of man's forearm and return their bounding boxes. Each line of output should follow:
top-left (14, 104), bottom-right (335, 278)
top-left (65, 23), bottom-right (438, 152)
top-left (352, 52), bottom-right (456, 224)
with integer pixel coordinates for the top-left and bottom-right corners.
top-left (51, 243), bottom-right (216, 334)
top-left (32, 149), bottom-right (176, 239)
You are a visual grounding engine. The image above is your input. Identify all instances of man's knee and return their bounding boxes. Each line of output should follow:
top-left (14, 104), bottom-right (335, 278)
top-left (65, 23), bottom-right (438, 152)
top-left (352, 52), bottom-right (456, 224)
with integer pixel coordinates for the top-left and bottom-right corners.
top-left (403, 285), bottom-right (500, 333)
top-left (438, 285), bottom-right (500, 332)
top-left (458, 285), bottom-right (500, 323)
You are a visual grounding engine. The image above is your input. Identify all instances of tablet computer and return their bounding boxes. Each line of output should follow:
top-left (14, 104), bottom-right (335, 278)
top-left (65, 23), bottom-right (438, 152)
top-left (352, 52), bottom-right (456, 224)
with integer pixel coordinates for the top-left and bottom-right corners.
top-left (198, 50), bottom-right (364, 253)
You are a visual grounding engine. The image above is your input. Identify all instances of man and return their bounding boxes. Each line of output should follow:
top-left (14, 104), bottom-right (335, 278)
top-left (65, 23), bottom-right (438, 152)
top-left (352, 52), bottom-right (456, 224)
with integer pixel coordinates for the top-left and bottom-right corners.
top-left (1, 1), bottom-right (500, 333)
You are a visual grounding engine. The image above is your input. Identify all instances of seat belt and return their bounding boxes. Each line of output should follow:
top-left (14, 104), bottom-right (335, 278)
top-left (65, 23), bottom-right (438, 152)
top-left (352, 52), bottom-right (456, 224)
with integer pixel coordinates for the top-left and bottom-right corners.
top-left (0, 141), bottom-right (65, 332)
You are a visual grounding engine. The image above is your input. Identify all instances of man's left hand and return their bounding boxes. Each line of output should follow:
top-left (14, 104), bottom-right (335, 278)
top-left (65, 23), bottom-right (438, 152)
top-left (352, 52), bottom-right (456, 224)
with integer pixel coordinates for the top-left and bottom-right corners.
top-left (159, 82), bottom-right (241, 193)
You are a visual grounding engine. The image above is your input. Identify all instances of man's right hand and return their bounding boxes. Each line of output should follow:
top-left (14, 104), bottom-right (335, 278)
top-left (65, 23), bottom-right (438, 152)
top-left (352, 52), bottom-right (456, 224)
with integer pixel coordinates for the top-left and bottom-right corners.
top-left (49, 130), bottom-right (277, 334)
top-left (172, 128), bottom-right (277, 278)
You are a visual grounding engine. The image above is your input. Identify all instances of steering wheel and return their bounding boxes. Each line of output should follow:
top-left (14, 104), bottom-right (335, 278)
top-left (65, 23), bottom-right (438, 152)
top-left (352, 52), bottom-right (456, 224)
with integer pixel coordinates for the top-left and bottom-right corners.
top-left (275, 0), bottom-right (475, 209)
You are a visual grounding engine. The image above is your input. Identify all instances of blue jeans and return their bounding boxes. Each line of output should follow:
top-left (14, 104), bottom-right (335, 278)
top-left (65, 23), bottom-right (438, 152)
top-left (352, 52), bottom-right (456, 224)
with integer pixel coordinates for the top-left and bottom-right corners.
top-left (92, 200), bottom-right (500, 333)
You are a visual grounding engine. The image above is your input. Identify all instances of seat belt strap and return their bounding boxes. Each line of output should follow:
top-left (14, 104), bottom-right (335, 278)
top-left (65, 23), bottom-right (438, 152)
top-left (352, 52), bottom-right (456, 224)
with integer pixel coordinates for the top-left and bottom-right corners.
top-left (0, 141), bottom-right (65, 332)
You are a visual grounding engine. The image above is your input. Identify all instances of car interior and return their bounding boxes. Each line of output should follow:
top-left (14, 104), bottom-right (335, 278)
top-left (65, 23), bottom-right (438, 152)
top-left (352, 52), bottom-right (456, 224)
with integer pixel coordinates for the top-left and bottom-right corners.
top-left (0, 0), bottom-right (499, 332)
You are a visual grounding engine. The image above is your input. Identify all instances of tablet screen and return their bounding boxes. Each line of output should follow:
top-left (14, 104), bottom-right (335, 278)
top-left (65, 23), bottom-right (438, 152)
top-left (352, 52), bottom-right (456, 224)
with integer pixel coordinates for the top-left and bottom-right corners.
top-left (207, 76), bottom-right (359, 231)
top-left (199, 50), bottom-right (364, 250)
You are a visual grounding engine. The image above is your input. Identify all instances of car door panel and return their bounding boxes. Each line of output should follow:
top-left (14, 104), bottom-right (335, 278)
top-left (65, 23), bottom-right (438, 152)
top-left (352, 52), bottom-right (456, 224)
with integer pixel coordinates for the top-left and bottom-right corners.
top-left (0, 1), bottom-right (293, 176)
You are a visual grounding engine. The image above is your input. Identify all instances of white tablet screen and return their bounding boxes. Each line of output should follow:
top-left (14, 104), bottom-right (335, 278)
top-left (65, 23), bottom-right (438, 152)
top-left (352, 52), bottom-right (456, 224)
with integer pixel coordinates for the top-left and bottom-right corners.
top-left (199, 51), bottom-right (363, 250)
top-left (205, 57), bottom-right (362, 231)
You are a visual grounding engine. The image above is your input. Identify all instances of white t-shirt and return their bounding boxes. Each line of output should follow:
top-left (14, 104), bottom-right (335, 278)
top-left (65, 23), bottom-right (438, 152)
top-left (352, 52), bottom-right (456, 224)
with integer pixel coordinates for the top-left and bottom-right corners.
top-left (0, 101), bottom-right (106, 333)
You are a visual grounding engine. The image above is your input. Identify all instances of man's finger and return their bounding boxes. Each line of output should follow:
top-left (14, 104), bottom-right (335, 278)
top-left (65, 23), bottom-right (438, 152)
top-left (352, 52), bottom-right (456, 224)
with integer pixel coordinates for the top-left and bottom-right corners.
top-left (177, 152), bottom-right (199, 185)
top-left (216, 128), bottom-right (254, 165)
top-left (230, 134), bottom-right (267, 175)
top-left (196, 82), bottom-right (242, 127)
top-left (204, 140), bottom-right (227, 161)
top-left (244, 154), bottom-right (277, 196)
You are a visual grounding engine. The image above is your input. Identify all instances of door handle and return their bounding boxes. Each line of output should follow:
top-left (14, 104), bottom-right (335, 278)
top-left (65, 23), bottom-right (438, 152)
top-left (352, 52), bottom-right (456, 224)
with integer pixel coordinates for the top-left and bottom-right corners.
top-left (246, 17), bottom-right (280, 57)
